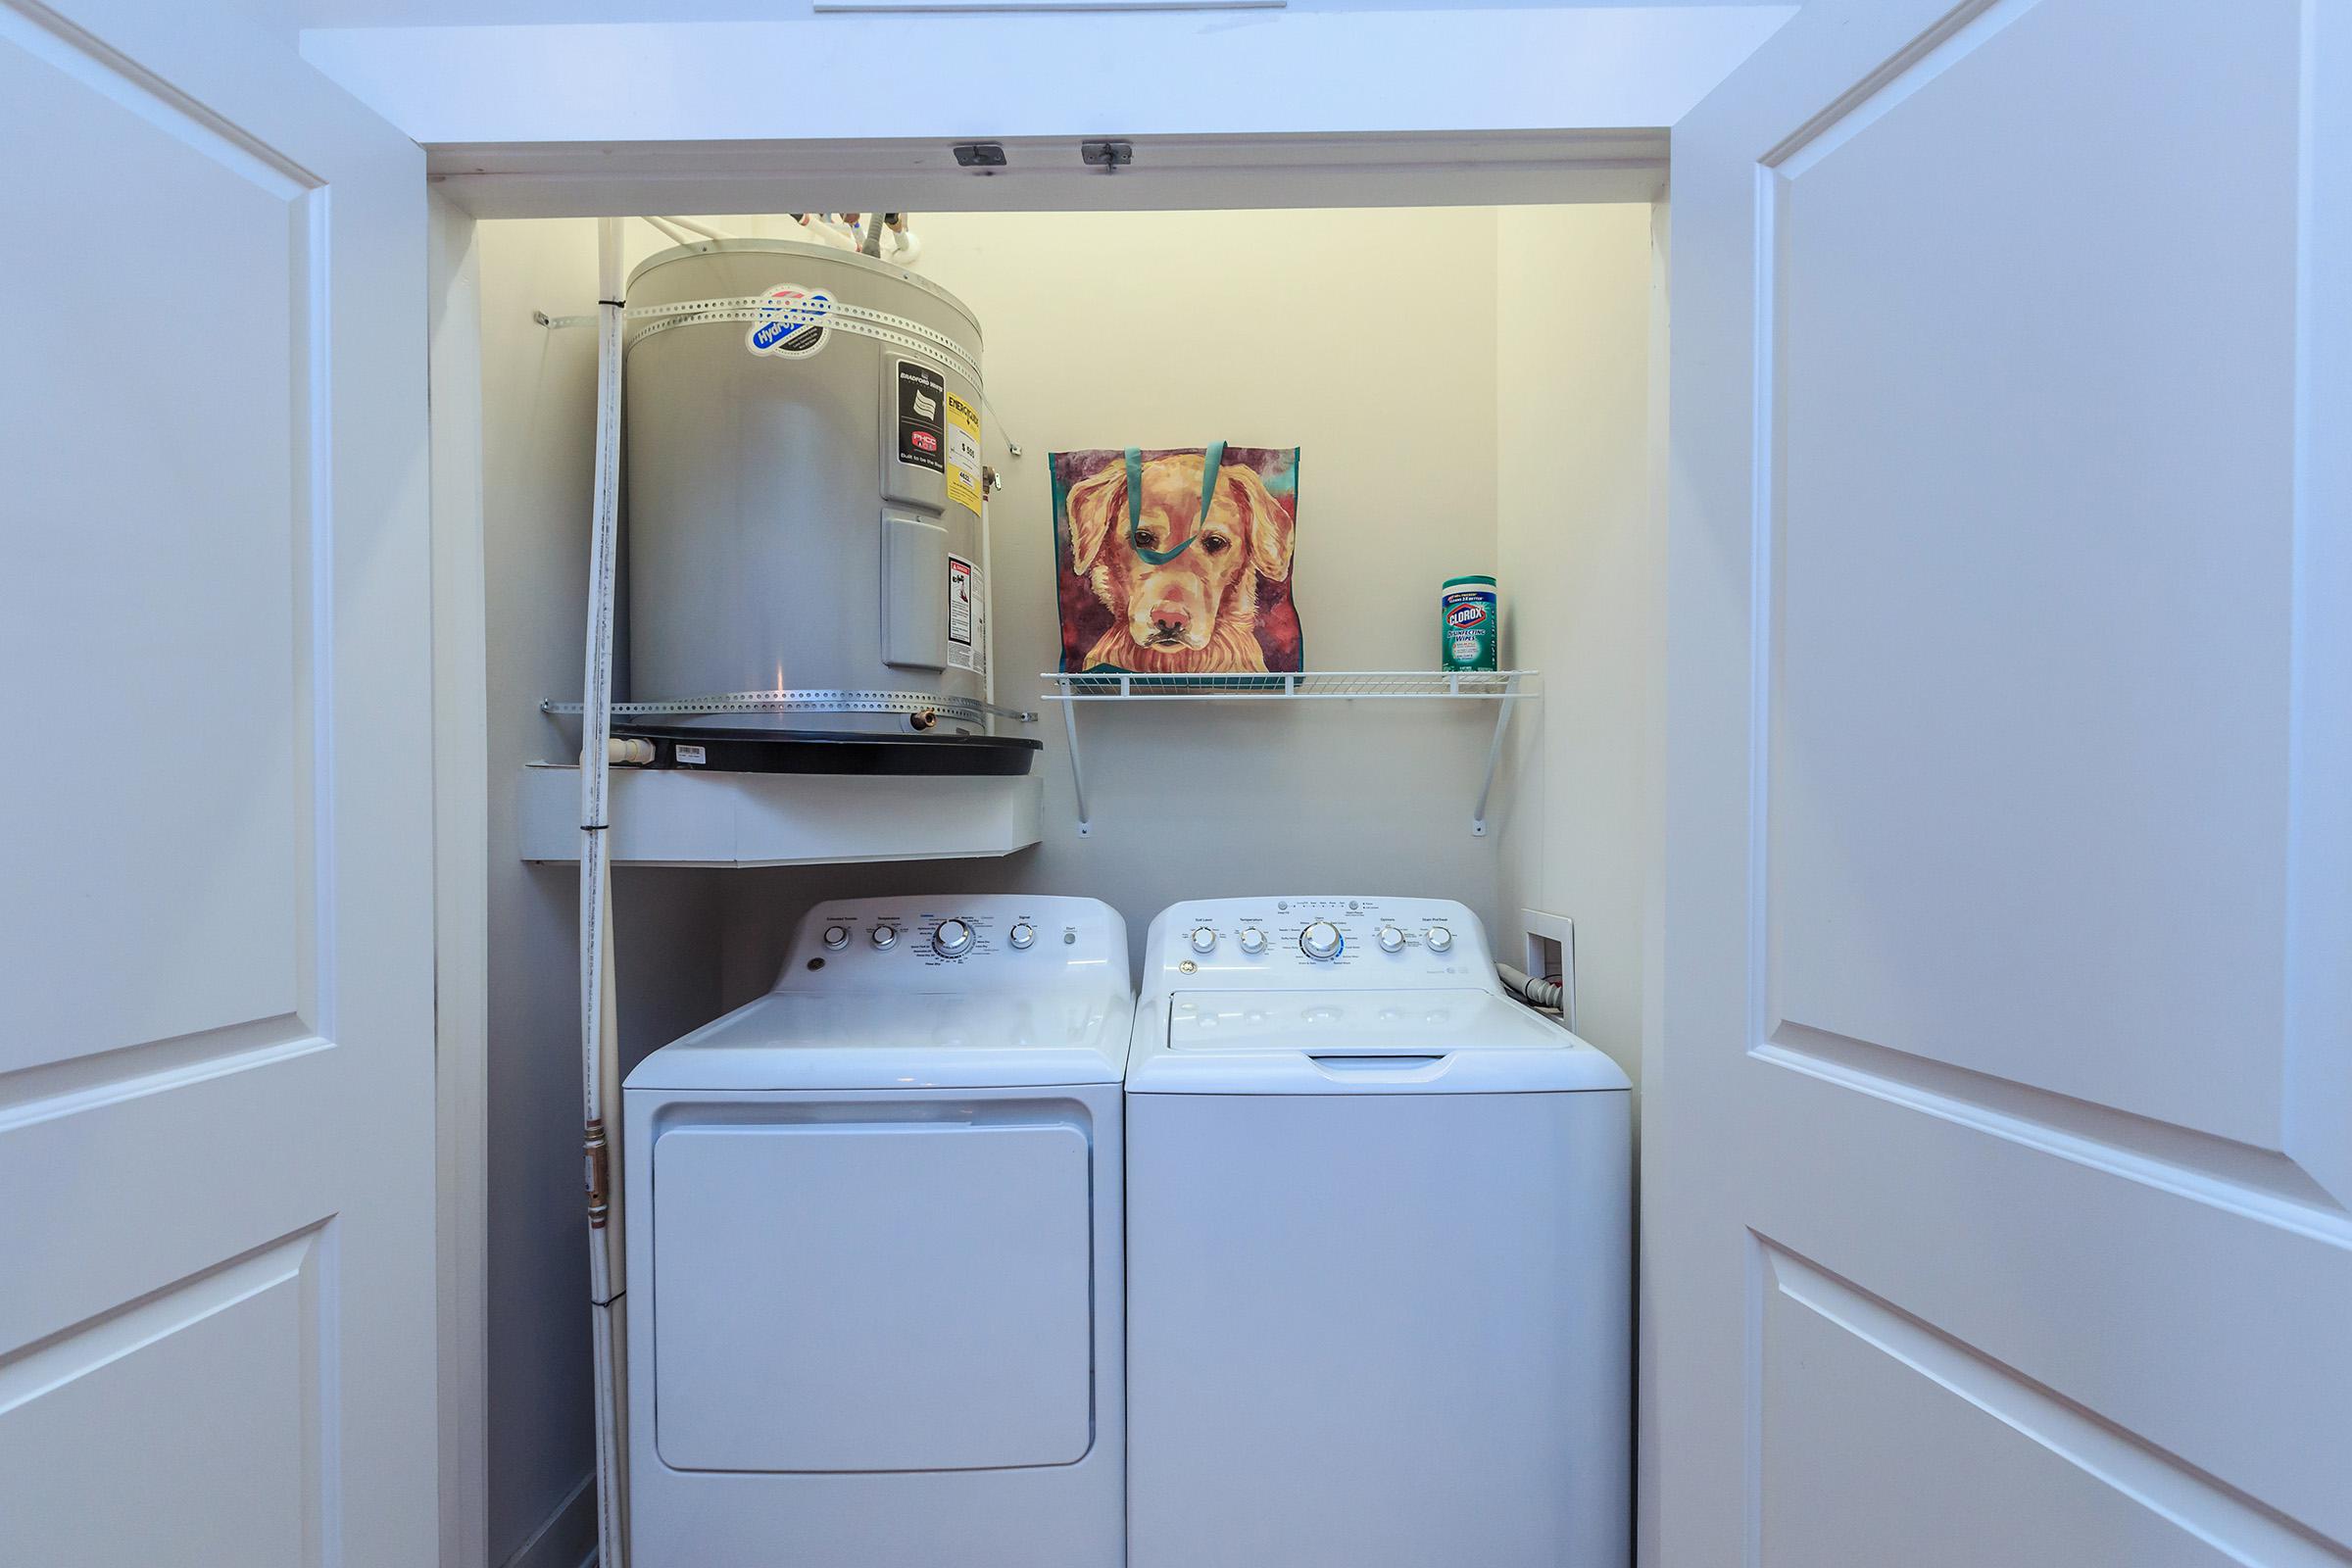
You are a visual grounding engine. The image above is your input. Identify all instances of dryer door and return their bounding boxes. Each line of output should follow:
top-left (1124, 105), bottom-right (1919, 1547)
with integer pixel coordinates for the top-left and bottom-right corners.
top-left (650, 1105), bottom-right (1095, 1473)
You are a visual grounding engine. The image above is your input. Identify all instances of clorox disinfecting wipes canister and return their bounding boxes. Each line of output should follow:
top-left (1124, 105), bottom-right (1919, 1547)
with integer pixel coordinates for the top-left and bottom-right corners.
top-left (1440, 575), bottom-right (1498, 671)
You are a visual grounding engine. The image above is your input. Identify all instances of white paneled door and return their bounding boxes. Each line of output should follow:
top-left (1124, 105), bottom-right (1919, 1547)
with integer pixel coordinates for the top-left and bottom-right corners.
top-left (1657, 1), bottom-right (2350, 1564)
top-left (0, 2), bottom-right (437, 1564)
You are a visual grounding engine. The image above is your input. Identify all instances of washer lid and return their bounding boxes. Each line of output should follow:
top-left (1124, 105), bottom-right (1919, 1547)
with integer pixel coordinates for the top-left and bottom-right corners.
top-left (625, 992), bottom-right (1133, 1092)
top-left (1130, 990), bottom-right (1630, 1095)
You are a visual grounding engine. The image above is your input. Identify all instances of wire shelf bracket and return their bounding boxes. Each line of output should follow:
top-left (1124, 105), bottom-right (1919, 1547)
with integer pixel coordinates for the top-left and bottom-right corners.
top-left (1038, 669), bottom-right (1534, 837)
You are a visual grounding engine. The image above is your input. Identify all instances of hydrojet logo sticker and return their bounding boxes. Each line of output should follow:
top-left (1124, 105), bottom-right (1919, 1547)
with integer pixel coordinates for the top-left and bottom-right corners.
top-left (747, 285), bottom-right (832, 358)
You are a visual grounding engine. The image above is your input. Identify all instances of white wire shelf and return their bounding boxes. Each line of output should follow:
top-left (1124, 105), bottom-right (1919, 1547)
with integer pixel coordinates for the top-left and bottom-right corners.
top-left (1040, 668), bottom-right (1529, 701)
top-left (1038, 669), bottom-right (1536, 836)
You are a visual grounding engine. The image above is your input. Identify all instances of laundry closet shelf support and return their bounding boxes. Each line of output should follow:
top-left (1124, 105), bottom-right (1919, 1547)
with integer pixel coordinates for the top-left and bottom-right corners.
top-left (1037, 669), bottom-right (1535, 837)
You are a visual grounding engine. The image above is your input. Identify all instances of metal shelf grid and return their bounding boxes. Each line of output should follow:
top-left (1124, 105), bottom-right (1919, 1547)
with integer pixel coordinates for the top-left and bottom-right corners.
top-left (1042, 669), bottom-right (1526, 701)
top-left (1038, 669), bottom-right (1535, 836)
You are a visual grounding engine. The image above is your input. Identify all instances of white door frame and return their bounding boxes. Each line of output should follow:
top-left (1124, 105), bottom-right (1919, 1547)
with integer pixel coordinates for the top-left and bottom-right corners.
top-left (424, 131), bottom-right (1675, 1568)
top-left (429, 190), bottom-right (493, 1568)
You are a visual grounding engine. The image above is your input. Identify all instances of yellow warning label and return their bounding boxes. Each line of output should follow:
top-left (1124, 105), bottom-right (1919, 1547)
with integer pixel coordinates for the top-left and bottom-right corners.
top-left (945, 391), bottom-right (983, 515)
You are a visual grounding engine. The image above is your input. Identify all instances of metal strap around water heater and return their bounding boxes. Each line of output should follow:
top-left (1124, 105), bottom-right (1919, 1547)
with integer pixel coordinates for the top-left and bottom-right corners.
top-left (621, 294), bottom-right (983, 387)
top-left (542, 687), bottom-right (1038, 725)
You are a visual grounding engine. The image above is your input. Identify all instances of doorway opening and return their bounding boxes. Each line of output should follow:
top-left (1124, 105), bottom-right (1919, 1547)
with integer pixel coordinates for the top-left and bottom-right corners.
top-left (430, 140), bottom-right (1669, 1568)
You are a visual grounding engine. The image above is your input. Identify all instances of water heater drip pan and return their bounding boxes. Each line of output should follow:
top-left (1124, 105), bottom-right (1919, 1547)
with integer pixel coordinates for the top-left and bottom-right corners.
top-left (614, 725), bottom-right (1040, 777)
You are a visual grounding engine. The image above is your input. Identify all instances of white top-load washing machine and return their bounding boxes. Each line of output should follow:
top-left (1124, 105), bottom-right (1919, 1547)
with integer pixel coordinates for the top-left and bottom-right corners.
top-left (1125, 896), bottom-right (1632, 1568)
top-left (622, 895), bottom-right (1132, 1567)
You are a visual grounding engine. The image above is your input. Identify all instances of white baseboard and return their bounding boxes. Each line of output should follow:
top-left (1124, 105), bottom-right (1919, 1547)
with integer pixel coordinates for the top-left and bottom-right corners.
top-left (500, 1473), bottom-right (597, 1568)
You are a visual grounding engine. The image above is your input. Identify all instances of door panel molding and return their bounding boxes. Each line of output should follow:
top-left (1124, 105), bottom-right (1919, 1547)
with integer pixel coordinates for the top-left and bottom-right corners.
top-left (2284, 0), bottom-right (2352, 1208)
top-left (1761, 1023), bottom-right (2351, 1244)
top-left (1759, 0), bottom-right (2031, 178)
top-left (0, 1223), bottom-right (330, 1416)
top-left (1751, 1236), bottom-right (2350, 1568)
top-left (4, 0), bottom-right (342, 1078)
top-left (0, 1224), bottom-right (335, 1567)
top-left (0, 0), bottom-right (319, 197)
top-left (1747, 0), bottom-right (2302, 1141)
top-left (0, 1015), bottom-right (326, 1134)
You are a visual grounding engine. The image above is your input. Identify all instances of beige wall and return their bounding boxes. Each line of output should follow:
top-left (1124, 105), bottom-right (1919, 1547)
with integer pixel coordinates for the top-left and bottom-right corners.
top-left (474, 218), bottom-right (730, 1568)
top-left (690, 207), bottom-right (1518, 997)
top-left (1493, 203), bottom-right (1657, 1088)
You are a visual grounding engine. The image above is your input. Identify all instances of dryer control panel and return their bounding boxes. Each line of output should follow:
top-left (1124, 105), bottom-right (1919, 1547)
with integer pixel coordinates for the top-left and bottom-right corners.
top-left (775, 894), bottom-right (1129, 992)
top-left (1143, 897), bottom-right (1494, 992)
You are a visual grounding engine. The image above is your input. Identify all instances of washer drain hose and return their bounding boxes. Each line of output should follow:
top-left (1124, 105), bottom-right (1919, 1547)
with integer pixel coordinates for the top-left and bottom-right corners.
top-left (1497, 961), bottom-right (1565, 1011)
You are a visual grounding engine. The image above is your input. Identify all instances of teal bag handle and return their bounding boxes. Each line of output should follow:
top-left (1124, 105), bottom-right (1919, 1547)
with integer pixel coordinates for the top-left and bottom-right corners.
top-left (1125, 441), bottom-right (1229, 565)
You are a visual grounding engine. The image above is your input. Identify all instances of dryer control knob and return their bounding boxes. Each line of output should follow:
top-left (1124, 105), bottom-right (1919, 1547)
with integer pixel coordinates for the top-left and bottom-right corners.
top-left (1299, 920), bottom-right (1344, 960)
top-left (870, 924), bottom-right (899, 950)
top-left (1008, 922), bottom-right (1037, 950)
top-left (1238, 927), bottom-right (1268, 955)
top-left (1424, 925), bottom-right (1453, 954)
top-left (822, 924), bottom-right (851, 951)
top-left (931, 918), bottom-right (974, 958)
top-left (1190, 925), bottom-right (1219, 954)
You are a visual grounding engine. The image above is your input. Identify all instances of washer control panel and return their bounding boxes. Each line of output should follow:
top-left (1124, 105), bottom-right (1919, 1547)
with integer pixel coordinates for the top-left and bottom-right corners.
top-left (778, 895), bottom-right (1126, 990)
top-left (1145, 897), bottom-right (1489, 990)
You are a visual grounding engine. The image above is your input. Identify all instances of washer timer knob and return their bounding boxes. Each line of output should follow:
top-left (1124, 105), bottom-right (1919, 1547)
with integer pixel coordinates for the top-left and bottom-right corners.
top-left (822, 924), bottom-right (851, 951)
top-left (1376, 925), bottom-right (1406, 953)
top-left (1008, 922), bottom-right (1036, 950)
top-left (1238, 927), bottom-right (1268, 955)
top-left (1299, 921), bottom-right (1345, 961)
top-left (1424, 926), bottom-right (1454, 953)
top-left (870, 924), bottom-right (899, 950)
top-left (1190, 926), bottom-right (1219, 954)
top-left (931, 918), bottom-right (974, 958)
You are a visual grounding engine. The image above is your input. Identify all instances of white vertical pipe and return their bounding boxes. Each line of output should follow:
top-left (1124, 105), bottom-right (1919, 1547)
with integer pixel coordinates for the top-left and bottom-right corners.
top-left (979, 492), bottom-right (996, 715)
top-left (577, 216), bottom-right (630, 1568)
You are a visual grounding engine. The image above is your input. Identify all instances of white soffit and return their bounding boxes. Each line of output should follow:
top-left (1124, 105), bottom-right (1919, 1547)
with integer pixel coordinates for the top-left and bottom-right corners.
top-left (418, 129), bottom-right (1673, 218)
top-left (297, 5), bottom-right (1795, 150)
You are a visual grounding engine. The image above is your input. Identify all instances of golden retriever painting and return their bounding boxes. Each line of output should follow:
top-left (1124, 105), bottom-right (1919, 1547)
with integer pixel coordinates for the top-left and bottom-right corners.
top-left (1051, 445), bottom-right (1302, 675)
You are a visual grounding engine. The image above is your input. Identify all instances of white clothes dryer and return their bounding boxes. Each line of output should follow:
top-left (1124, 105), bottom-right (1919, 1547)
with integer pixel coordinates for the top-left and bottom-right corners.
top-left (1125, 896), bottom-right (1632, 1568)
top-left (622, 895), bottom-right (1132, 1567)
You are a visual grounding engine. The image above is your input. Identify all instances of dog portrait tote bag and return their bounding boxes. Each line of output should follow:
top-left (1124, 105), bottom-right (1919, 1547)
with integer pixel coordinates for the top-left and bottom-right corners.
top-left (1049, 444), bottom-right (1302, 677)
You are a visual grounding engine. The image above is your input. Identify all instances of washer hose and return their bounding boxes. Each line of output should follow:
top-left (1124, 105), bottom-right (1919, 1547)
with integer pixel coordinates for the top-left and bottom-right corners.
top-left (1497, 961), bottom-right (1565, 1011)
